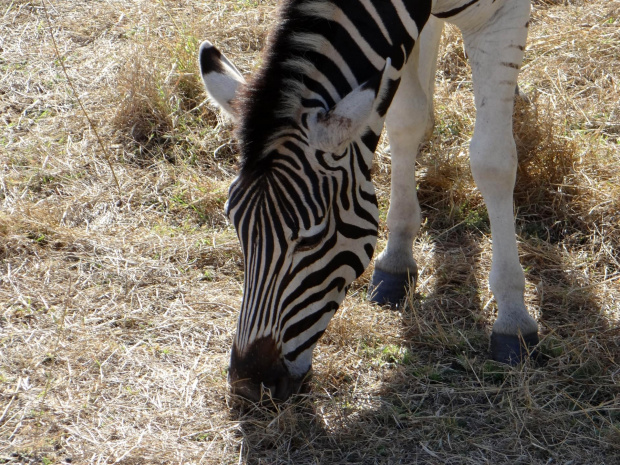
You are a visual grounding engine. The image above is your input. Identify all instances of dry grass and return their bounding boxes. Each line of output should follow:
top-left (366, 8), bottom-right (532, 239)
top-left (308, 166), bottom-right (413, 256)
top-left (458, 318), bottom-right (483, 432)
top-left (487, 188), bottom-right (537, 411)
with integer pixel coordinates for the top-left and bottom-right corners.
top-left (1, 0), bottom-right (619, 464)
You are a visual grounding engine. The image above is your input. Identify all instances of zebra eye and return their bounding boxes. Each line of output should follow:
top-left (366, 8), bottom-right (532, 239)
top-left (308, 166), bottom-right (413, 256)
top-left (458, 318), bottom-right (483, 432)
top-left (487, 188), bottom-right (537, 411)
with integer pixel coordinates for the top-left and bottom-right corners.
top-left (293, 228), bottom-right (326, 253)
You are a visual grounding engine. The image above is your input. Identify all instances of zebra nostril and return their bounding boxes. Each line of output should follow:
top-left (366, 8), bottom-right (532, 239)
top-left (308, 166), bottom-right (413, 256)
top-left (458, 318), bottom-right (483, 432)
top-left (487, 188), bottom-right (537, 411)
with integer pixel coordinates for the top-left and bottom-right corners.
top-left (260, 383), bottom-right (276, 400)
top-left (274, 375), bottom-right (291, 400)
top-left (258, 376), bottom-right (291, 402)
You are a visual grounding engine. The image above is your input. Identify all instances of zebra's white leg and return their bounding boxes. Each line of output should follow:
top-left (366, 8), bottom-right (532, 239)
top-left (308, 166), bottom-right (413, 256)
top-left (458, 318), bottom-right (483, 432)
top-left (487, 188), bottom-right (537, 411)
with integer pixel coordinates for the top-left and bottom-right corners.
top-left (460, 0), bottom-right (539, 363)
top-left (370, 16), bottom-right (444, 306)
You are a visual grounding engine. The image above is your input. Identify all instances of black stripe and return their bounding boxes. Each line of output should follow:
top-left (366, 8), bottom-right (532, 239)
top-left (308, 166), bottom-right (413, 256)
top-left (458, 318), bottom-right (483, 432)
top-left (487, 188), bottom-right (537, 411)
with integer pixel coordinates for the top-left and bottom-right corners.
top-left (352, 141), bottom-right (371, 180)
top-left (377, 78), bottom-right (401, 118)
top-left (303, 50), bottom-right (352, 100)
top-left (303, 75), bottom-right (337, 109)
top-left (339, 1), bottom-right (394, 67)
top-left (199, 43), bottom-right (225, 75)
top-left (364, 243), bottom-right (375, 259)
top-left (360, 129), bottom-right (381, 153)
top-left (284, 325), bottom-right (327, 362)
top-left (373, 0), bottom-right (414, 61)
top-left (289, 229), bottom-right (338, 279)
top-left (272, 168), bottom-right (312, 229)
top-left (282, 300), bottom-right (339, 344)
top-left (270, 173), bottom-right (302, 232)
top-left (318, 19), bottom-right (378, 83)
top-left (301, 98), bottom-right (327, 110)
top-left (434, 0), bottom-right (480, 19)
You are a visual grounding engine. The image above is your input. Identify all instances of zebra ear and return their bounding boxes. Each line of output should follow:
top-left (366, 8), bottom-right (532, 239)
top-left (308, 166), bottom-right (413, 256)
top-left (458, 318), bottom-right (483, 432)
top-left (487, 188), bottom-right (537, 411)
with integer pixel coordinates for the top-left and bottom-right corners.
top-left (308, 59), bottom-right (393, 153)
top-left (199, 41), bottom-right (246, 120)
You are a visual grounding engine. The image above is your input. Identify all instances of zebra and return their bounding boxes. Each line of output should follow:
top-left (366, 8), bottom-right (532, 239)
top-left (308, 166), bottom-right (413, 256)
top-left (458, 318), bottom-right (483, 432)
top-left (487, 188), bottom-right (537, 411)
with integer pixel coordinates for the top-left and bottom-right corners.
top-left (199, 0), bottom-right (539, 402)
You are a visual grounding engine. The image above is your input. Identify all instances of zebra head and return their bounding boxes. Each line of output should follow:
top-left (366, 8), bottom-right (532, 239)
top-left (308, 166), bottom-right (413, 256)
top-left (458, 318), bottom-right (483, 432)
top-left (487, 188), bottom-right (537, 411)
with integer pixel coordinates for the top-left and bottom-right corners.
top-left (200, 41), bottom-right (398, 402)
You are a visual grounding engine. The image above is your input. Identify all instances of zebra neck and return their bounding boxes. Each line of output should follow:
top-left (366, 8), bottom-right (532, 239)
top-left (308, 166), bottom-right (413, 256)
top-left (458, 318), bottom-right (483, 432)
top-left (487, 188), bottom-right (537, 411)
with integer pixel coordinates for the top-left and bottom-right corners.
top-left (236, 0), bottom-right (431, 173)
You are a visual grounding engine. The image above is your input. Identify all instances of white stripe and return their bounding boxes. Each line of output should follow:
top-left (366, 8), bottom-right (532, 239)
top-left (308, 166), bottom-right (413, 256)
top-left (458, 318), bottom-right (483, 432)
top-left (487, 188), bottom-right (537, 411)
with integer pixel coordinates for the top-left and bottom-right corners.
top-left (392, 0), bottom-right (420, 39)
top-left (296, 2), bottom-right (385, 69)
top-left (359, 0), bottom-right (393, 46)
top-left (282, 54), bottom-right (341, 102)
top-left (288, 32), bottom-right (358, 89)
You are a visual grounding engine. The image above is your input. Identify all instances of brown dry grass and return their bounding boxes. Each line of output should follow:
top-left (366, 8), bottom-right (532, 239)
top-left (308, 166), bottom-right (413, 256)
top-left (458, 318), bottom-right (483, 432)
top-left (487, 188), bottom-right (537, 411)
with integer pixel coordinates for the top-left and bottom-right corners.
top-left (1, 0), bottom-right (618, 464)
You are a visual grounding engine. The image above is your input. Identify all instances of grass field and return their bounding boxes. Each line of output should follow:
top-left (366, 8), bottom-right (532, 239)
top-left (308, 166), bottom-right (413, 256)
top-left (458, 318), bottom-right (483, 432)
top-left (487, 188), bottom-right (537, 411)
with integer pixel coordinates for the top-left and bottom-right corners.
top-left (1, 0), bottom-right (619, 463)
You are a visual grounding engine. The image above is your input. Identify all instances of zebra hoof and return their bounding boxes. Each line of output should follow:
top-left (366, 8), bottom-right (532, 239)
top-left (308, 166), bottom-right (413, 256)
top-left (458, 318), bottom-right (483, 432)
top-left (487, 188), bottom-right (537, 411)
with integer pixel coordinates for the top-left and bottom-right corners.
top-left (368, 269), bottom-right (414, 308)
top-left (490, 332), bottom-right (541, 366)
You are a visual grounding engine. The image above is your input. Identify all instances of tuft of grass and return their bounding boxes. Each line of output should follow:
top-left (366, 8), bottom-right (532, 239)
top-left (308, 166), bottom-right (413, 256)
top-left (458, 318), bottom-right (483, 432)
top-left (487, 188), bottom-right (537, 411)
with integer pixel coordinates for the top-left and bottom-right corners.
top-left (113, 46), bottom-right (174, 147)
top-left (513, 94), bottom-right (578, 208)
top-left (168, 33), bottom-right (204, 110)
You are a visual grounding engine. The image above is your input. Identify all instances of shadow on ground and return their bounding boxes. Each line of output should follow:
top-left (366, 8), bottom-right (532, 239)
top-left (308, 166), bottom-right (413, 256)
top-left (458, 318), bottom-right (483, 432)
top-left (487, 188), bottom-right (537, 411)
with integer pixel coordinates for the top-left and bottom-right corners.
top-left (230, 229), bottom-right (619, 465)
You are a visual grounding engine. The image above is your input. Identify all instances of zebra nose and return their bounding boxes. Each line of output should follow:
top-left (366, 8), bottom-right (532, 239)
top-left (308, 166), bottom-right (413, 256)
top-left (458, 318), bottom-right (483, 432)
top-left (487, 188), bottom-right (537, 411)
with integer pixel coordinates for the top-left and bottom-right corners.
top-left (228, 364), bottom-right (303, 402)
top-left (228, 337), bottom-right (306, 402)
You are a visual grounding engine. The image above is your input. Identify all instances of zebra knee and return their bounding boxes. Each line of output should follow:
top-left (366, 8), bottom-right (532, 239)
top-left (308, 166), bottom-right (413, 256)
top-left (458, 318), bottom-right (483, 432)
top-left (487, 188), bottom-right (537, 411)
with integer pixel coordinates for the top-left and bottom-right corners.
top-left (469, 129), bottom-right (518, 197)
top-left (387, 98), bottom-right (433, 147)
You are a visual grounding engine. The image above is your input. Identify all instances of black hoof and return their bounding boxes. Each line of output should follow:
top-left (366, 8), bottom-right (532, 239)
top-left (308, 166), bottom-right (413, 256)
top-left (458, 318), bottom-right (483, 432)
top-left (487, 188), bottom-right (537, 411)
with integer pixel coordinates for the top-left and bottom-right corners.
top-left (369, 269), bottom-right (414, 308)
top-left (490, 332), bottom-right (541, 366)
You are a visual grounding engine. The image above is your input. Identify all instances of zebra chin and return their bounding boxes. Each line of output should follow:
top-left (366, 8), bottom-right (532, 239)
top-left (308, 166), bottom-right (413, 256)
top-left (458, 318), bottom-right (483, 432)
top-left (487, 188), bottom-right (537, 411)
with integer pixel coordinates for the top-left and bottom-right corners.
top-left (227, 337), bottom-right (311, 403)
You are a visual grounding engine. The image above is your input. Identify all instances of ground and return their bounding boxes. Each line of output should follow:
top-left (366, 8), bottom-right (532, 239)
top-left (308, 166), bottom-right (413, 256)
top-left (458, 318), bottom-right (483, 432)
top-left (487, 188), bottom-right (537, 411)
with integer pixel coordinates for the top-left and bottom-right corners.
top-left (1, 0), bottom-right (619, 464)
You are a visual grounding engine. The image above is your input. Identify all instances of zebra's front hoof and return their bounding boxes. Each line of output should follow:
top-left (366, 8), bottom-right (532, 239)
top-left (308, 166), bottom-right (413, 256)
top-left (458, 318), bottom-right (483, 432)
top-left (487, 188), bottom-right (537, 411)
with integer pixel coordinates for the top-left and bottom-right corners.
top-left (490, 332), bottom-right (542, 366)
top-left (368, 269), bottom-right (415, 308)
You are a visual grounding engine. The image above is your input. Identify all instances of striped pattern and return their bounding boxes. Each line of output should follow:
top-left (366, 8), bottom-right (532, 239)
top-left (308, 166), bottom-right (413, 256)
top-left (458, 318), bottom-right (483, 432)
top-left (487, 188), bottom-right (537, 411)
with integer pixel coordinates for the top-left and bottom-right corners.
top-left (227, 0), bottom-right (435, 370)
top-left (234, 0), bottom-right (430, 174)
top-left (222, 0), bottom-right (515, 378)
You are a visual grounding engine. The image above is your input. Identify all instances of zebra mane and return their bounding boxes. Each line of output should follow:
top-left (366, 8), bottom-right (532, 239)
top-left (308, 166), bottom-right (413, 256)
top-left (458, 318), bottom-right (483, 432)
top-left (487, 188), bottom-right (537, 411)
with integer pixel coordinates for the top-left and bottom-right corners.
top-left (235, 0), bottom-right (356, 175)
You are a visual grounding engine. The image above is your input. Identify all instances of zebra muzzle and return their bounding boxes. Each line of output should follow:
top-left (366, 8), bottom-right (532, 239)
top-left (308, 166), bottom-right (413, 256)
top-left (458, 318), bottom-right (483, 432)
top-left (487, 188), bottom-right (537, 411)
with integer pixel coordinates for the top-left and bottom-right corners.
top-left (228, 337), bottom-right (309, 402)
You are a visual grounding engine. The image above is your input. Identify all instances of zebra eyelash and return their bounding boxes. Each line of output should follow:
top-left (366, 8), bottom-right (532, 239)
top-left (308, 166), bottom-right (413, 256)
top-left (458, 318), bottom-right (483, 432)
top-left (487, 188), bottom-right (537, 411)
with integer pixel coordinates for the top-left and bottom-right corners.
top-left (293, 225), bottom-right (329, 253)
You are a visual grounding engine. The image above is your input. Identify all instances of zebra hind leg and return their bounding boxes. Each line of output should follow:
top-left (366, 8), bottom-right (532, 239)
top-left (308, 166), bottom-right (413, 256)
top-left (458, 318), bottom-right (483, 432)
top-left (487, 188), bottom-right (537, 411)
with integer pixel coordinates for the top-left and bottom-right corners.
top-left (369, 17), bottom-right (443, 308)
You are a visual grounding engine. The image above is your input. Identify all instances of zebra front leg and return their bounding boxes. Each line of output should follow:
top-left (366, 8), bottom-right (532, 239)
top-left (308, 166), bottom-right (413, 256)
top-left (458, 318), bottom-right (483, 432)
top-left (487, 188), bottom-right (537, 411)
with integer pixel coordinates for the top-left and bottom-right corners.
top-left (370, 17), bottom-right (443, 307)
top-left (461, 0), bottom-right (539, 363)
